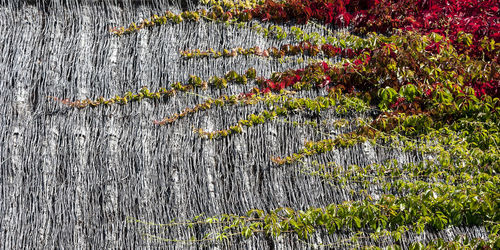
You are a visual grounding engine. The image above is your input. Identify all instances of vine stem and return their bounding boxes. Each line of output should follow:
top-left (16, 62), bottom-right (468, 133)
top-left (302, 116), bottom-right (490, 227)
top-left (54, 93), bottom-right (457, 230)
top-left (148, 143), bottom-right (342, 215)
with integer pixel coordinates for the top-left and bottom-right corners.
top-left (184, 91), bottom-right (213, 99)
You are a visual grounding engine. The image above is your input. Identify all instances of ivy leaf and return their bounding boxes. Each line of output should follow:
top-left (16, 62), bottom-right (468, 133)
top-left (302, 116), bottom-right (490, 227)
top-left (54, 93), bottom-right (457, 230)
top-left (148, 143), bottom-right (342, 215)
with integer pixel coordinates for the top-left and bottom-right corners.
top-left (241, 227), bottom-right (252, 238)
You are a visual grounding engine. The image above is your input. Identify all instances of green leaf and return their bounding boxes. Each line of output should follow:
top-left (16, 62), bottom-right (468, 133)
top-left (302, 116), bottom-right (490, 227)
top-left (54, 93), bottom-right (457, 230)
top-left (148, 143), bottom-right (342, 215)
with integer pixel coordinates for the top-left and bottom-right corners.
top-left (353, 216), bottom-right (362, 228)
top-left (242, 227), bottom-right (252, 238)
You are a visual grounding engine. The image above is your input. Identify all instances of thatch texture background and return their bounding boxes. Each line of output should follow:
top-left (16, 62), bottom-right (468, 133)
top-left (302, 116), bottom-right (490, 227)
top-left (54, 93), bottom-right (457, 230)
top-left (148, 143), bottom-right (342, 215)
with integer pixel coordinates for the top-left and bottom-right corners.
top-left (0, 0), bottom-right (488, 248)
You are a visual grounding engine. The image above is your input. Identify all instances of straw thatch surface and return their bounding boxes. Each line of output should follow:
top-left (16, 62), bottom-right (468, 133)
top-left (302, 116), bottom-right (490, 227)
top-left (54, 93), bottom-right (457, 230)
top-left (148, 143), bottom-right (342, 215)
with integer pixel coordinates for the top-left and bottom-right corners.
top-left (0, 0), bottom-right (488, 248)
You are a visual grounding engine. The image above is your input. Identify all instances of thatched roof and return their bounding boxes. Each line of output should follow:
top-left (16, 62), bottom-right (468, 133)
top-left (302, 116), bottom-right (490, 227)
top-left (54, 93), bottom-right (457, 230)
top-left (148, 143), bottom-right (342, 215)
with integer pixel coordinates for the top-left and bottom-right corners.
top-left (0, 0), bottom-right (492, 248)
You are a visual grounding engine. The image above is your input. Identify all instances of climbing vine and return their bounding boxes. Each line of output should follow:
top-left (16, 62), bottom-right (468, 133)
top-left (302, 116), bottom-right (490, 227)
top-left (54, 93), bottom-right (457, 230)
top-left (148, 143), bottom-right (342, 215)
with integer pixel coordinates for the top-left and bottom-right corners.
top-left (53, 0), bottom-right (500, 248)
